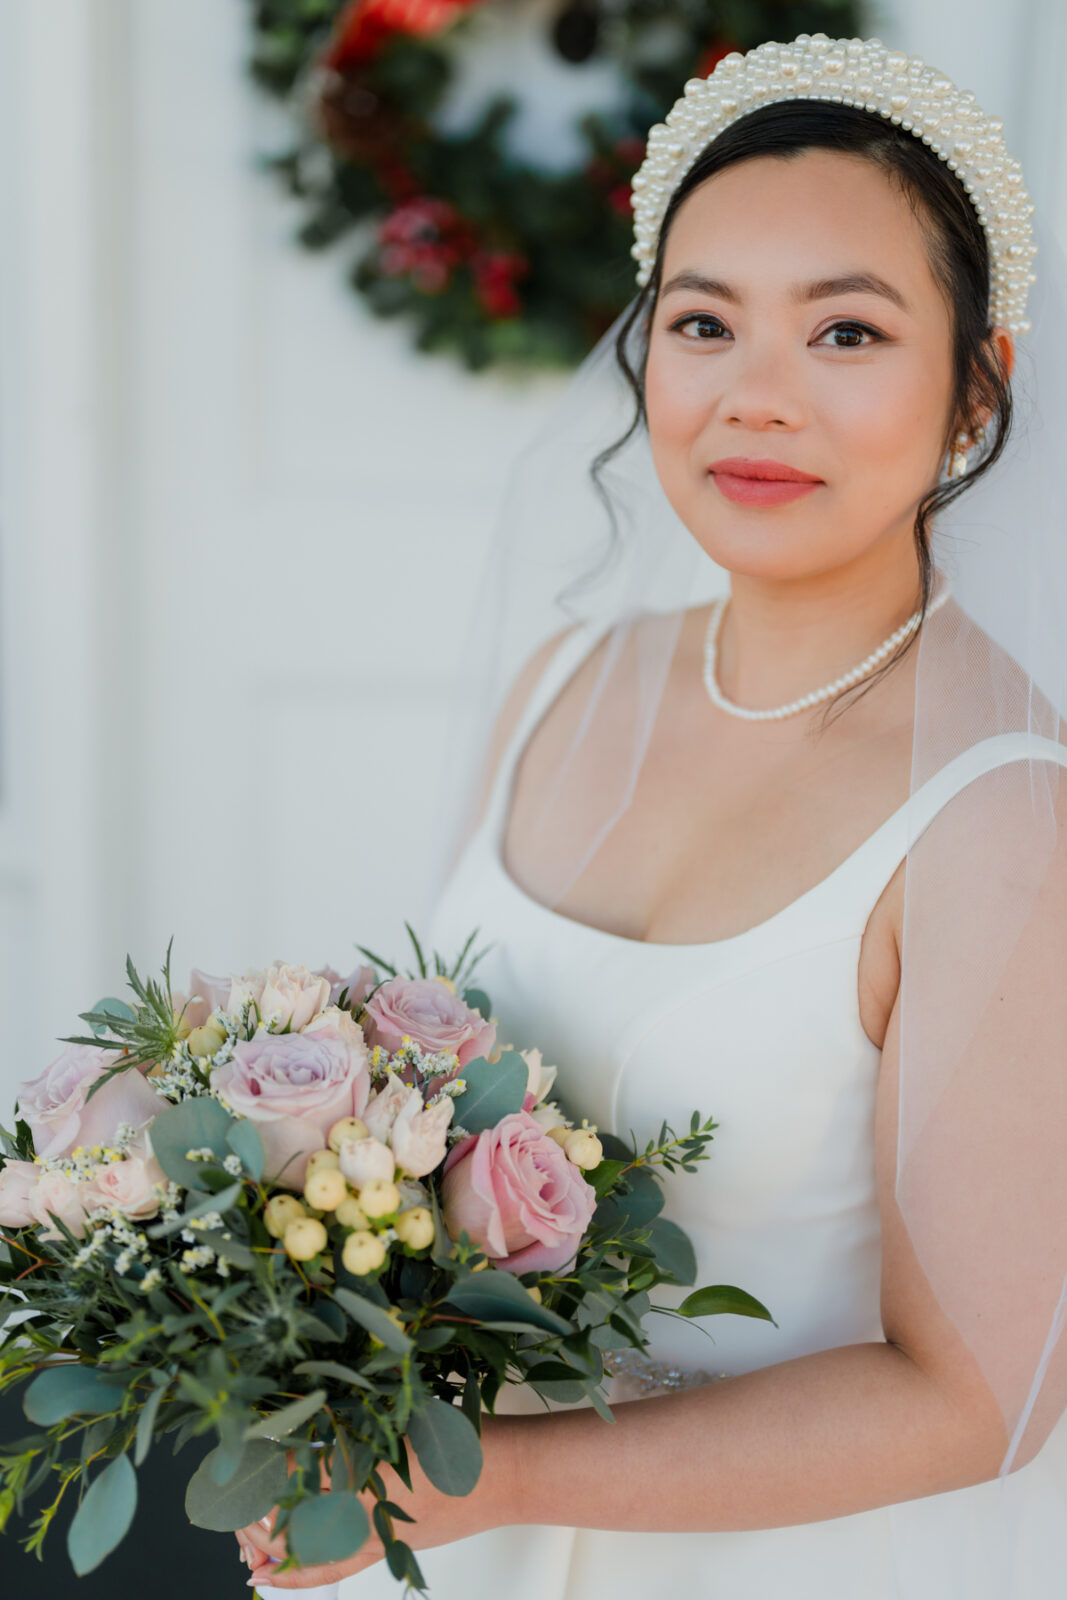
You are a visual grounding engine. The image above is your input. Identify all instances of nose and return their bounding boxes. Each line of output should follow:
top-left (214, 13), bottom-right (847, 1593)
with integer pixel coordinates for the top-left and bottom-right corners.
top-left (719, 338), bottom-right (805, 432)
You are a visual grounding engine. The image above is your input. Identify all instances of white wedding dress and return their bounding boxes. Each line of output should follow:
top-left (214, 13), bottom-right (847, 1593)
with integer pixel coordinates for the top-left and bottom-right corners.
top-left (345, 624), bottom-right (1067, 1599)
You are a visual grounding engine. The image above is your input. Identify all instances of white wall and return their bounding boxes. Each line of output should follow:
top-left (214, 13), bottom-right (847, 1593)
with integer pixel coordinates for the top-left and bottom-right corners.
top-left (1, 0), bottom-right (1064, 1101)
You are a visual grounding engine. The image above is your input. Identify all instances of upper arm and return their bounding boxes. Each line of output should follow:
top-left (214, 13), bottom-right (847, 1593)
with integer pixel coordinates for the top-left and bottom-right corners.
top-left (873, 757), bottom-right (1067, 1476)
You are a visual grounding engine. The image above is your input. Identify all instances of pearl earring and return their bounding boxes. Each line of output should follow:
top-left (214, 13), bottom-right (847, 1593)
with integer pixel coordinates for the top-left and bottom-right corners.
top-left (948, 430), bottom-right (971, 480)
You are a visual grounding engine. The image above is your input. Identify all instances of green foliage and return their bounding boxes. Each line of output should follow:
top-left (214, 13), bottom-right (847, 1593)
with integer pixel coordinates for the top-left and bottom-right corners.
top-left (68, 943), bottom-right (184, 1084)
top-left (185, 1440), bottom-right (289, 1531)
top-left (406, 1397), bottom-right (482, 1495)
top-left (68, 1454), bottom-right (138, 1576)
top-left (450, 1051), bottom-right (527, 1133)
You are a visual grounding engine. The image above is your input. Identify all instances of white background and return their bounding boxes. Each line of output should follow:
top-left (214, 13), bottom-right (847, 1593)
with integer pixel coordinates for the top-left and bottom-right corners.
top-left (1, 0), bottom-right (1065, 1102)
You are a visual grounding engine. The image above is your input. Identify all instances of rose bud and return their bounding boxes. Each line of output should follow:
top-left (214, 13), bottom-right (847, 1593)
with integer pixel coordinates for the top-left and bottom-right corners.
top-left (305, 1148), bottom-right (341, 1177)
top-left (328, 1116), bottom-right (369, 1152)
top-left (393, 1207), bottom-right (434, 1250)
top-left (339, 1136), bottom-right (396, 1187)
top-left (284, 1216), bottom-right (328, 1260)
top-left (359, 1177), bottom-right (400, 1219)
top-left (342, 1229), bottom-right (387, 1275)
top-left (334, 1195), bottom-right (369, 1230)
top-left (564, 1128), bottom-right (603, 1170)
top-left (264, 1194), bottom-right (307, 1238)
top-left (304, 1167), bottom-right (347, 1212)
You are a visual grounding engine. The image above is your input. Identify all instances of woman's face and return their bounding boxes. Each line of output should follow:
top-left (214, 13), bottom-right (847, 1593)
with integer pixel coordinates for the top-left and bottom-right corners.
top-left (644, 148), bottom-right (962, 584)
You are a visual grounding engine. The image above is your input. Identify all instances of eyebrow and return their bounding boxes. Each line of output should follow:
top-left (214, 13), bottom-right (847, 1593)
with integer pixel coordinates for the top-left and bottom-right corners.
top-left (660, 269), bottom-right (910, 312)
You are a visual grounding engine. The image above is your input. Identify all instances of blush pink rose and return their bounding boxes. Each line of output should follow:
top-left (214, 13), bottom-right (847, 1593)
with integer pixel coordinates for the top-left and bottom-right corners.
top-left (362, 978), bottom-right (496, 1068)
top-left (440, 1110), bottom-right (597, 1274)
top-left (210, 1017), bottom-right (370, 1189)
top-left (390, 1093), bottom-right (454, 1179)
top-left (85, 1152), bottom-right (166, 1220)
top-left (28, 1170), bottom-right (95, 1240)
top-left (17, 1044), bottom-right (168, 1161)
top-left (0, 1161), bottom-right (39, 1228)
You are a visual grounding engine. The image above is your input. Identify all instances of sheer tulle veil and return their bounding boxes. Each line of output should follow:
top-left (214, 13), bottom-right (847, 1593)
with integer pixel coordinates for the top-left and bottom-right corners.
top-left (431, 42), bottom-right (1067, 1593)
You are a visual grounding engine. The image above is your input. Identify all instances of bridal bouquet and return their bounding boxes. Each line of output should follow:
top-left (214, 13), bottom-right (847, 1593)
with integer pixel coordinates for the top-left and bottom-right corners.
top-left (0, 931), bottom-right (771, 1592)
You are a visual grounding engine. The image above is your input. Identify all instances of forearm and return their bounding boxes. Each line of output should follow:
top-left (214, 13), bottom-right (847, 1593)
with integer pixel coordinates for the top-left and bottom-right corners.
top-left (493, 1340), bottom-right (1008, 1533)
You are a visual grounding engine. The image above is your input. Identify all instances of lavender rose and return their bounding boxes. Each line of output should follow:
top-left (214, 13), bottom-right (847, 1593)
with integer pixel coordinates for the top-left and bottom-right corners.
top-left (17, 1044), bottom-right (168, 1161)
top-left (440, 1110), bottom-right (597, 1274)
top-left (210, 1010), bottom-right (370, 1189)
top-left (362, 978), bottom-right (496, 1068)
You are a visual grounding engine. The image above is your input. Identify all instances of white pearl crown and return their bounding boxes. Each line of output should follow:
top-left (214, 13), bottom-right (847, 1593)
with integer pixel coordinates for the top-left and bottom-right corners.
top-left (631, 34), bottom-right (1037, 333)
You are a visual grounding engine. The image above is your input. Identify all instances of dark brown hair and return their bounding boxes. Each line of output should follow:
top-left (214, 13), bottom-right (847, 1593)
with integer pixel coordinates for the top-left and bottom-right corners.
top-left (592, 100), bottom-right (1014, 705)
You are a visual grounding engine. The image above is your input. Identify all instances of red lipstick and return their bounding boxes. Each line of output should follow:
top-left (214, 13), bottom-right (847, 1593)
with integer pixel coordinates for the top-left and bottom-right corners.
top-left (708, 456), bottom-right (823, 507)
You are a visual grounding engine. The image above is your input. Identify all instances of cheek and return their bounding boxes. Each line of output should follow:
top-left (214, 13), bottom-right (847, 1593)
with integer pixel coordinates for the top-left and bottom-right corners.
top-left (644, 342), bottom-right (712, 473)
top-left (818, 358), bottom-right (948, 486)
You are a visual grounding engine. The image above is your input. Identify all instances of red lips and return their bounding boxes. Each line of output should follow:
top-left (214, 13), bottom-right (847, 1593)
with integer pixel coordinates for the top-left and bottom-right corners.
top-left (708, 457), bottom-right (822, 482)
top-left (708, 458), bottom-right (823, 508)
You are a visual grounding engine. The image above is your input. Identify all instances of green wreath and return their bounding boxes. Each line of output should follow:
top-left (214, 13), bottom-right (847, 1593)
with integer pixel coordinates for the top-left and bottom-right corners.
top-left (249, 0), bottom-right (862, 370)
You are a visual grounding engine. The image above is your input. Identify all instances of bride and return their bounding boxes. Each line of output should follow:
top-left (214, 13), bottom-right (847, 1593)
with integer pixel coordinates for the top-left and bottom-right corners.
top-left (240, 34), bottom-right (1067, 1597)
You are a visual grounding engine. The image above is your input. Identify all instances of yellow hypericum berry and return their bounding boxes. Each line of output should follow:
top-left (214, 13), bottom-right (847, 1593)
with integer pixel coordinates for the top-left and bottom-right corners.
top-left (334, 1195), bottom-right (369, 1230)
top-left (187, 1021), bottom-right (227, 1059)
top-left (341, 1229), bottom-right (387, 1276)
top-left (304, 1168), bottom-right (347, 1212)
top-left (432, 975), bottom-right (456, 993)
top-left (174, 1009), bottom-right (193, 1041)
top-left (563, 1129), bottom-right (603, 1170)
top-left (305, 1148), bottom-right (341, 1177)
top-left (526, 1285), bottom-right (543, 1304)
top-left (470, 1255), bottom-right (490, 1272)
top-left (328, 1116), bottom-right (369, 1153)
top-left (393, 1207), bottom-right (434, 1250)
top-left (264, 1194), bottom-right (307, 1238)
top-left (359, 1178), bottom-right (400, 1219)
top-left (545, 1125), bottom-right (571, 1147)
top-left (283, 1217), bottom-right (328, 1261)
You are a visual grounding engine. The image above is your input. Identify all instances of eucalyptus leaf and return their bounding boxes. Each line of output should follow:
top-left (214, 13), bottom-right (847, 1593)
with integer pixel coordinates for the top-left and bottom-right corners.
top-left (185, 1439), bottom-right (288, 1532)
top-left (594, 1165), bottom-right (664, 1232)
top-left (450, 1052), bottom-right (528, 1135)
top-left (462, 987), bottom-right (491, 1019)
top-left (84, 998), bottom-right (136, 1038)
top-left (288, 1491), bottom-right (370, 1565)
top-left (245, 1388), bottom-right (326, 1441)
top-left (134, 1378), bottom-right (171, 1466)
top-left (407, 1397), bottom-right (483, 1496)
top-left (149, 1098), bottom-right (235, 1190)
top-left (23, 1364), bottom-right (125, 1426)
top-left (68, 1454), bottom-right (138, 1575)
top-left (334, 1288), bottom-right (414, 1354)
top-left (293, 1359), bottom-right (373, 1391)
top-left (445, 1270), bottom-right (573, 1336)
top-left (226, 1118), bottom-right (265, 1181)
top-left (644, 1216), bottom-right (697, 1285)
top-left (678, 1284), bottom-right (776, 1324)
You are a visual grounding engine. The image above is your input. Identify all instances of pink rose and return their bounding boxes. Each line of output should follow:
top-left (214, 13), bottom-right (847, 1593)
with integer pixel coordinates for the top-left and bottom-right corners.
top-left (17, 1044), bottom-right (168, 1161)
top-left (85, 1152), bottom-right (166, 1220)
top-left (440, 1110), bottom-right (597, 1274)
top-left (28, 1170), bottom-right (94, 1240)
top-left (210, 1020), bottom-right (370, 1189)
top-left (362, 978), bottom-right (496, 1068)
top-left (362, 1073), bottom-right (413, 1143)
top-left (0, 1161), bottom-right (39, 1228)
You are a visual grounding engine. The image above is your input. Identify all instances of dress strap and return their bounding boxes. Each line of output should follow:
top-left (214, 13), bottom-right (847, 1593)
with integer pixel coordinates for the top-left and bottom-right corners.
top-left (835, 731), bottom-right (1067, 926)
top-left (481, 621), bottom-right (608, 841)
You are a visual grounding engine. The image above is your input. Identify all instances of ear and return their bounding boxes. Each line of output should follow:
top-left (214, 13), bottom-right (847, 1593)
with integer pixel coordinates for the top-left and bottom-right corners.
top-left (961, 325), bottom-right (1015, 442)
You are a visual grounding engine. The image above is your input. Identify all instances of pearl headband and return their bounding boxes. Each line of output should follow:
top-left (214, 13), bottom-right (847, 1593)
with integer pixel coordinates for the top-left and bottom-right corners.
top-left (630, 33), bottom-right (1037, 333)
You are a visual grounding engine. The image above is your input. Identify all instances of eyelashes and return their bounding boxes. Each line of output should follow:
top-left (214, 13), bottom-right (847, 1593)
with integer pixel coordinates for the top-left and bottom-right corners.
top-left (668, 313), bottom-right (884, 348)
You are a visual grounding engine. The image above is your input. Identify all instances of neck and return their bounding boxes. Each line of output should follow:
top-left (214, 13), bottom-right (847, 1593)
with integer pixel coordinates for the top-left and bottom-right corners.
top-left (716, 539), bottom-right (925, 713)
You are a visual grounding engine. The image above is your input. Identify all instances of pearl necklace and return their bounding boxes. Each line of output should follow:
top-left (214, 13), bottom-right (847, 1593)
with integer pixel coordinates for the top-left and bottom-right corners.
top-left (703, 588), bottom-right (950, 722)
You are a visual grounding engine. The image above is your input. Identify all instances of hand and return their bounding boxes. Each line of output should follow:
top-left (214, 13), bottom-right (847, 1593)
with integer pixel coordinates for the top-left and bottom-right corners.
top-left (235, 1417), bottom-right (516, 1591)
